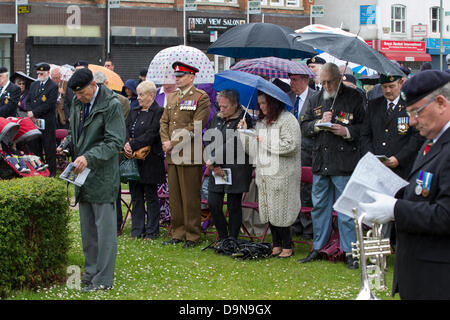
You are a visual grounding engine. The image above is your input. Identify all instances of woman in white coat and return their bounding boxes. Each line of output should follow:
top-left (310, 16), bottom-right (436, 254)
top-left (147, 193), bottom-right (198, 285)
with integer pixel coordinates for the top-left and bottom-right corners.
top-left (239, 91), bottom-right (301, 258)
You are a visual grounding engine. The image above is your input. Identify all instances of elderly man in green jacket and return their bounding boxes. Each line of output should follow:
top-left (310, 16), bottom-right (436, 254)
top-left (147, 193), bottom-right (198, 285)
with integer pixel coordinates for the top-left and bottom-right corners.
top-left (59, 68), bottom-right (125, 292)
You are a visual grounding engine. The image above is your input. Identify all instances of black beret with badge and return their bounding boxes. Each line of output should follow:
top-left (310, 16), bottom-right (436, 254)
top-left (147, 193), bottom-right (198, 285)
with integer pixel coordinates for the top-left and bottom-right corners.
top-left (35, 62), bottom-right (50, 71)
top-left (400, 70), bottom-right (450, 107)
top-left (306, 56), bottom-right (326, 66)
top-left (67, 68), bottom-right (94, 91)
top-left (172, 61), bottom-right (199, 77)
top-left (379, 74), bottom-right (402, 84)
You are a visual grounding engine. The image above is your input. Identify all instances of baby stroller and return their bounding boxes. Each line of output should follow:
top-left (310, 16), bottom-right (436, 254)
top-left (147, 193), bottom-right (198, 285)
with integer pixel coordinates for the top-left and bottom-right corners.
top-left (0, 117), bottom-right (50, 179)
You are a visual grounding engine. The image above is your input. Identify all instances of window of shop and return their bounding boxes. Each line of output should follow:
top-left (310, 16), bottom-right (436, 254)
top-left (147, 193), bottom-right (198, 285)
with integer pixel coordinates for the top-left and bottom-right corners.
top-left (0, 36), bottom-right (12, 71)
top-left (391, 4), bottom-right (406, 34)
top-left (430, 6), bottom-right (440, 33)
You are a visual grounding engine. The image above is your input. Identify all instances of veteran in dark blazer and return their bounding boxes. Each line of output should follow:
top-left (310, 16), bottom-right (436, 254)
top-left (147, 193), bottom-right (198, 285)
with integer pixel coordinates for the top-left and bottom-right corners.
top-left (361, 74), bottom-right (425, 179)
top-left (288, 72), bottom-right (318, 239)
top-left (26, 63), bottom-right (58, 176)
top-left (360, 70), bottom-right (450, 300)
top-left (0, 67), bottom-right (20, 118)
top-left (160, 61), bottom-right (211, 248)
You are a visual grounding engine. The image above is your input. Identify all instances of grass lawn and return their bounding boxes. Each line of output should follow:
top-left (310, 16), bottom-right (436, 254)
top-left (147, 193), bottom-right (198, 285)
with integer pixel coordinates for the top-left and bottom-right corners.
top-left (7, 202), bottom-right (398, 301)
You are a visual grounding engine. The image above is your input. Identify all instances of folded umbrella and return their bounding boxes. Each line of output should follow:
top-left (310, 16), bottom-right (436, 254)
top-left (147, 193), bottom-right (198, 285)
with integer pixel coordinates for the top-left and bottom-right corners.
top-left (294, 32), bottom-right (404, 76)
top-left (207, 23), bottom-right (317, 59)
top-left (213, 70), bottom-right (293, 111)
top-left (231, 56), bottom-right (315, 79)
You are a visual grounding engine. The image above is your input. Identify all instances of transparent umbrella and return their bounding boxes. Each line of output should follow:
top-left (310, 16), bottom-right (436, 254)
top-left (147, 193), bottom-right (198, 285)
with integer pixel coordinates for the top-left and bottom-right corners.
top-left (147, 45), bottom-right (215, 85)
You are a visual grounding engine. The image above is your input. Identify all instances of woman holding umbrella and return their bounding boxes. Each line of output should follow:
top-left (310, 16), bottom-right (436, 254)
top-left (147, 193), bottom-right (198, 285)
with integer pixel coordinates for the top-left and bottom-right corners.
top-left (11, 71), bottom-right (35, 117)
top-left (238, 91), bottom-right (301, 258)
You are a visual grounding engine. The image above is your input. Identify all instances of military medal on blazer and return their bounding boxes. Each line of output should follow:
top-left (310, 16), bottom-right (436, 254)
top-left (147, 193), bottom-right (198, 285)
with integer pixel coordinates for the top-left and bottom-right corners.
top-left (335, 110), bottom-right (353, 125)
top-left (415, 170), bottom-right (433, 197)
top-left (397, 116), bottom-right (409, 135)
top-left (313, 105), bottom-right (322, 117)
top-left (180, 99), bottom-right (198, 111)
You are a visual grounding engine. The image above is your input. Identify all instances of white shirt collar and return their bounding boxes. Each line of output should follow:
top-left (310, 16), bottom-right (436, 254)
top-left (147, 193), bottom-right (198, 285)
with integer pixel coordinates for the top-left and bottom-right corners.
top-left (387, 95), bottom-right (400, 108)
top-left (433, 121), bottom-right (450, 144)
top-left (298, 87), bottom-right (309, 101)
top-left (88, 85), bottom-right (100, 109)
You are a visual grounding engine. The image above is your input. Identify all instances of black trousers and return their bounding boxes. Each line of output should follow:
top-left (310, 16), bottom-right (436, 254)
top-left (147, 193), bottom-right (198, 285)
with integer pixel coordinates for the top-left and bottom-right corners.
top-left (208, 191), bottom-right (243, 240)
top-left (269, 224), bottom-right (292, 249)
top-left (129, 181), bottom-right (160, 238)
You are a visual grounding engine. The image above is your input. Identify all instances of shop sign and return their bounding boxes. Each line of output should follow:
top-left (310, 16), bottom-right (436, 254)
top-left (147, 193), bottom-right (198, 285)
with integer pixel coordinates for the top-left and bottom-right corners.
top-left (380, 40), bottom-right (426, 52)
top-left (412, 25), bottom-right (427, 38)
top-left (188, 17), bottom-right (246, 34)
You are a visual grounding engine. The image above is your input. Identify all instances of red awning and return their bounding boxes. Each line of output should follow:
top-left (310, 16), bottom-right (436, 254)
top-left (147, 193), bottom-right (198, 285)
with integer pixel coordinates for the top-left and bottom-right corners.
top-left (380, 51), bottom-right (432, 62)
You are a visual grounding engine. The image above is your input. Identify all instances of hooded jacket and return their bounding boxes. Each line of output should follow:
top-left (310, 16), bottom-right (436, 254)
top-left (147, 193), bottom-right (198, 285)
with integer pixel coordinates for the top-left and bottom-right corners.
top-left (122, 79), bottom-right (139, 109)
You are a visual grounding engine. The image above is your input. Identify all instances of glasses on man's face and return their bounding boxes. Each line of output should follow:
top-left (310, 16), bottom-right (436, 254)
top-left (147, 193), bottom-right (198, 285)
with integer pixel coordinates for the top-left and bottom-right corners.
top-left (406, 98), bottom-right (434, 119)
top-left (320, 79), bottom-right (337, 86)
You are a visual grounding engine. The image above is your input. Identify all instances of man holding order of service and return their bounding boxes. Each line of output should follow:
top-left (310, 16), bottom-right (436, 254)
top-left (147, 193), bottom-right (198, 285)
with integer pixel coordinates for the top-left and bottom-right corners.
top-left (360, 70), bottom-right (450, 300)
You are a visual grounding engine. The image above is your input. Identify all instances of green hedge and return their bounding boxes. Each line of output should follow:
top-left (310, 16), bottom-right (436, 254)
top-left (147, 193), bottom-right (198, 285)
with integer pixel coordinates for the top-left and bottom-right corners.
top-left (0, 177), bottom-right (70, 298)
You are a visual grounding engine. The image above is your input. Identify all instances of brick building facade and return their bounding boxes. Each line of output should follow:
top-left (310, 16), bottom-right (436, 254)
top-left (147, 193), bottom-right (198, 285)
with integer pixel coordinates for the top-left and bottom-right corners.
top-left (0, 0), bottom-right (314, 80)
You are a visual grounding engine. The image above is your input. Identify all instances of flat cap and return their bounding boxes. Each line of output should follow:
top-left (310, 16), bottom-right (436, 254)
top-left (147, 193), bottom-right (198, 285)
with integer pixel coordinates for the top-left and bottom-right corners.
top-left (68, 68), bottom-right (94, 91)
top-left (400, 70), bottom-right (450, 106)
top-left (0, 67), bottom-right (8, 74)
top-left (172, 61), bottom-right (199, 77)
top-left (379, 74), bottom-right (402, 84)
top-left (306, 56), bottom-right (326, 66)
top-left (342, 73), bottom-right (356, 86)
top-left (35, 62), bottom-right (50, 71)
top-left (73, 60), bottom-right (89, 68)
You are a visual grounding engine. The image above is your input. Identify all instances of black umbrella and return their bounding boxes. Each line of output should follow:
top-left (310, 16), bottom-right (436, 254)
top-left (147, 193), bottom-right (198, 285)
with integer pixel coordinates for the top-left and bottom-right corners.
top-left (10, 71), bottom-right (37, 89)
top-left (294, 32), bottom-right (404, 76)
top-left (207, 23), bottom-right (317, 59)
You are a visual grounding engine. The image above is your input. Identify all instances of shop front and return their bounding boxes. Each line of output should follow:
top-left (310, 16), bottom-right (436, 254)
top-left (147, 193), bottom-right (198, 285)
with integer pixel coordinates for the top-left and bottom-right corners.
top-left (379, 40), bottom-right (431, 73)
top-left (188, 16), bottom-right (246, 72)
top-left (426, 38), bottom-right (450, 70)
top-left (0, 24), bottom-right (16, 71)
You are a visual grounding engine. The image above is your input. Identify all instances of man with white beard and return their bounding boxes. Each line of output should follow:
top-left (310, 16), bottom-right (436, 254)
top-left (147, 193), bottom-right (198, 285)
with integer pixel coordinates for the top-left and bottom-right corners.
top-left (298, 63), bottom-right (366, 269)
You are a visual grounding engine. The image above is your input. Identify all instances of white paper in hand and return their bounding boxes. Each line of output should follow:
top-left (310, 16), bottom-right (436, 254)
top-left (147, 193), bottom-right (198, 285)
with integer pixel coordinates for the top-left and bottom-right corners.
top-left (59, 162), bottom-right (91, 187)
top-left (333, 152), bottom-right (409, 220)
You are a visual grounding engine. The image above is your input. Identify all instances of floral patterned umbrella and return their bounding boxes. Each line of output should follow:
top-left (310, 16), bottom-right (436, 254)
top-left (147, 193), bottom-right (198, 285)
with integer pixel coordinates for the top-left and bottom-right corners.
top-left (230, 56), bottom-right (315, 79)
top-left (147, 45), bottom-right (215, 85)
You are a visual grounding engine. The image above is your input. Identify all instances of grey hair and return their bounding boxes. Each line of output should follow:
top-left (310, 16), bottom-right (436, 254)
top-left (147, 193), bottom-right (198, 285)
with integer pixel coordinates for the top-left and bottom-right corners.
top-left (93, 71), bottom-right (107, 84)
top-left (137, 80), bottom-right (157, 95)
top-left (217, 89), bottom-right (240, 107)
top-left (321, 62), bottom-right (341, 80)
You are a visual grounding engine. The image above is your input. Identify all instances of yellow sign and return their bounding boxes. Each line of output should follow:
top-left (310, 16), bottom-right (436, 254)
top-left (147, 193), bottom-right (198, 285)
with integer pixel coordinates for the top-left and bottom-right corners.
top-left (18, 5), bottom-right (30, 14)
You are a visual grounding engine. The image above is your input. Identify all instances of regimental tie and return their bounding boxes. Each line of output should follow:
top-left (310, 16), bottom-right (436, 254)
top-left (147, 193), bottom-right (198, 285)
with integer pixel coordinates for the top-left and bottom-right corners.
top-left (386, 102), bottom-right (395, 117)
top-left (293, 96), bottom-right (300, 119)
top-left (423, 140), bottom-right (434, 156)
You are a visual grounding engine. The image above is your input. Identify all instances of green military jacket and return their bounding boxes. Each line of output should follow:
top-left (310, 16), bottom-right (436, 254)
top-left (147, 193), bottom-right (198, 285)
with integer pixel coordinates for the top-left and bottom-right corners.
top-left (67, 85), bottom-right (126, 203)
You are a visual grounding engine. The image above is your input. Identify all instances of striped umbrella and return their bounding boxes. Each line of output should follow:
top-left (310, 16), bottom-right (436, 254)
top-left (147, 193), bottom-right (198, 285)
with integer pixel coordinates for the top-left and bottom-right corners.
top-left (230, 56), bottom-right (315, 79)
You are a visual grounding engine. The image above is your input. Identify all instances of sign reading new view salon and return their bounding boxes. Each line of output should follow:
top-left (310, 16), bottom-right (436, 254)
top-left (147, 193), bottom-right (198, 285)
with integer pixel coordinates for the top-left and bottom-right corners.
top-left (188, 17), bottom-right (246, 35)
top-left (380, 40), bottom-right (426, 52)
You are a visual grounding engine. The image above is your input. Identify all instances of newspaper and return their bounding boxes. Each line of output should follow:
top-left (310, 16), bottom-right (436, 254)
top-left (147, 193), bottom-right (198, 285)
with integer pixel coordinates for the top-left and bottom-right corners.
top-left (59, 162), bottom-right (91, 187)
top-left (333, 152), bottom-right (409, 220)
top-left (211, 168), bottom-right (232, 185)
